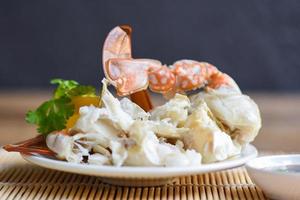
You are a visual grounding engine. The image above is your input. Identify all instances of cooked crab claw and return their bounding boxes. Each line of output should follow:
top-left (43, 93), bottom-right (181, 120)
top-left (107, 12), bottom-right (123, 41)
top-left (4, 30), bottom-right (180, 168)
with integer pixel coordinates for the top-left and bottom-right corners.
top-left (105, 58), bottom-right (150, 96)
top-left (102, 25), bottom-right (132, 82)
top-left (102, 25), bottom-right (153, 111)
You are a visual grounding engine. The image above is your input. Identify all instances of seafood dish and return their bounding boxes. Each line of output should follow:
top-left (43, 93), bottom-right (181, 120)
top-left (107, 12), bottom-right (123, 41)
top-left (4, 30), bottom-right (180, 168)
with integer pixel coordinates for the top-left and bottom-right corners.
top-left (4, 25), bottom-right (261, 167)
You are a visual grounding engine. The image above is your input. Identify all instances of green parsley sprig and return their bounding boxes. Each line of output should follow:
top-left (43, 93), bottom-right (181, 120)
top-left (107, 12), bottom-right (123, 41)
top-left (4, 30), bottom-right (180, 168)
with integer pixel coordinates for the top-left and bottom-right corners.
top-left (25, 79), bottom-right (97, 135)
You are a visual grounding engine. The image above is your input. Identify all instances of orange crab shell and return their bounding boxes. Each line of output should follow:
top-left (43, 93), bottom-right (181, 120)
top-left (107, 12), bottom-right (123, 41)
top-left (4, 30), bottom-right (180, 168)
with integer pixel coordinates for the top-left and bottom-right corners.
top-left (106, 58), bottom-right (164, 96)
top-left (172, 60), bottom-right (208, 91)
top-left (148, 64), bottom-right (176, 93)
top-left (102, 25), bottom-right (132, 83)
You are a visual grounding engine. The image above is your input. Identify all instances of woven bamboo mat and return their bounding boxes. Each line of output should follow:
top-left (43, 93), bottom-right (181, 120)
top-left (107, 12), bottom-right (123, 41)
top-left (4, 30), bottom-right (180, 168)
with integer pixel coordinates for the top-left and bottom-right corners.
top-left (0, 150), bottom-right (266, 200)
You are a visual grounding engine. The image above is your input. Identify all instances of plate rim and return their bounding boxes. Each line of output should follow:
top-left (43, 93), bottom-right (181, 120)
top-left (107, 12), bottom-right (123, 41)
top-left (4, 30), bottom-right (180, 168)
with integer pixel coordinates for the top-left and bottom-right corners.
top-left (22, 144), bottom-right (257, 178)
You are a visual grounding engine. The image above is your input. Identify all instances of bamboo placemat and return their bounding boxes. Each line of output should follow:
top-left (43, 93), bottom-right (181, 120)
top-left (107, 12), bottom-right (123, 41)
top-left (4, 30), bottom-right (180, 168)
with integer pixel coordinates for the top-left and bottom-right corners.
top-left (0, 150), bottom-right (266, 200)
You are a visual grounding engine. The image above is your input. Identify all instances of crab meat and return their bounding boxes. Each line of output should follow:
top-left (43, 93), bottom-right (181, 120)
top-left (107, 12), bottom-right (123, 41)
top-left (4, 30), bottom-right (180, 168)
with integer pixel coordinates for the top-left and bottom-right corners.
top-left (149, 120), bottom-right (188, 139)
top-left (120, 97), bottom-right (150, 120)
top-left (100, 79), bottom-right (134, 131)
top-left (72, 106), bottom-right (120, 146)
top-left (151, 93), bottom-right (190, 127)
top-left (125, 120), bottom-right (202, 166)
top-left (192, 87), bottom-right (261, 146)
top-left (46, 133), bottom-right (85, 163)
top-left (88, 154), bottom-right (111, 165)
top-left (183, 100), bottom-right (241, 163)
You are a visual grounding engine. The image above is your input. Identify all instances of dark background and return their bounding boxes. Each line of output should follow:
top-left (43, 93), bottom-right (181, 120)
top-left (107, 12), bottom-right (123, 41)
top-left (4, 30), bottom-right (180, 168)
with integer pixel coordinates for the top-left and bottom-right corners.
top-left (1, 0), bottom-right (300, 91)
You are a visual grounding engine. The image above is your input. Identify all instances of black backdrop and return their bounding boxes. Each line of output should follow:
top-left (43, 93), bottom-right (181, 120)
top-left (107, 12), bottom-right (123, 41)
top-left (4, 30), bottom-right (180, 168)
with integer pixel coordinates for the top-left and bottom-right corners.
top-left (1, 0), bottom-right (300, 91)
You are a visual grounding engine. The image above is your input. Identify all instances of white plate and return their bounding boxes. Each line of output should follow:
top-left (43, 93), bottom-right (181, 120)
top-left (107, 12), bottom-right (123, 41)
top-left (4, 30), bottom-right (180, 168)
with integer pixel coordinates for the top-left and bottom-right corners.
top-left (246, 154), bottom-right (300, 200)
top-left (22, 144), bottom-right (257, 186)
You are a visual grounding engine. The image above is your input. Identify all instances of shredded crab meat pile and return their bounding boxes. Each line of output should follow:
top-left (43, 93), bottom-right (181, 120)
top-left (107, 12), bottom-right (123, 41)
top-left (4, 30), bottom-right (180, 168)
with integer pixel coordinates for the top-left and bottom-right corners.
top-left (46, 79), bottom-right (261, 167)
